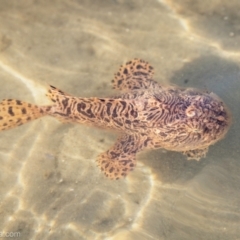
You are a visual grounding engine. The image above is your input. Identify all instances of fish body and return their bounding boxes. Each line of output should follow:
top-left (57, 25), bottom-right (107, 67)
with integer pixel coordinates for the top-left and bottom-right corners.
top-left (0, 59), bottom-right (231, 179)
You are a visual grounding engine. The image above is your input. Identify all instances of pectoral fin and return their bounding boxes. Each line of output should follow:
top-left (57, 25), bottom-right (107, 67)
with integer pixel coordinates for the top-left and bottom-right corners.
top-left (112, 59), bottom-right (157, 91)
top-left (97, 134), bottom-right (144, 179)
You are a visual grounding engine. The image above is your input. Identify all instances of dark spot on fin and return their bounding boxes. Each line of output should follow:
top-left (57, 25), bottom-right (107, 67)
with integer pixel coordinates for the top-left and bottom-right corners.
top-left (8, 107), bottom-right (14, 116)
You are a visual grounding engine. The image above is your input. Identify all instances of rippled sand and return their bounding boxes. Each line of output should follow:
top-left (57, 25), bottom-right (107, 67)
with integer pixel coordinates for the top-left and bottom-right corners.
top-left (0, 0), bottom-right (240, 239)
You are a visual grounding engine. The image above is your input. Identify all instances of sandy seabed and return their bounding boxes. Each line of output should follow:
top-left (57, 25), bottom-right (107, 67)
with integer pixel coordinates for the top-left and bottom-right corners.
top-left (0, 0), bottom-right (240, 239)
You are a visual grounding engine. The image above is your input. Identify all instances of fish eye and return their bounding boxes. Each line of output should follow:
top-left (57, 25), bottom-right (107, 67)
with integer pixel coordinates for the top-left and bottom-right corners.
top-left (185, 106), bottom-right (196, 117)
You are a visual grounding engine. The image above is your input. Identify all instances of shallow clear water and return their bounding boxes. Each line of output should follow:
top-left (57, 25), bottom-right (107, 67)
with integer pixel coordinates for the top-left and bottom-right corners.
top-left (0, 0), bottom-right (239, 239)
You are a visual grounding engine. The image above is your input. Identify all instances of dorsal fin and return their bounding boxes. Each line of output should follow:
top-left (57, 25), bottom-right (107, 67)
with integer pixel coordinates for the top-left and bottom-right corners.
top-left (46, 85), bottom-right (72, 104)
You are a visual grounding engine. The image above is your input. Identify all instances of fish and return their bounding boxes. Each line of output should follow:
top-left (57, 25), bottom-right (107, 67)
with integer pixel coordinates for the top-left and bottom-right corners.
top-left (0, 59), bottom-right (231, 179)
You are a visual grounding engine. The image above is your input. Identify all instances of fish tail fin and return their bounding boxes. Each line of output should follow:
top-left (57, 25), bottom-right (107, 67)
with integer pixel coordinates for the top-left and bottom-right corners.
top-left (0, 99), bottom-right (51, 131)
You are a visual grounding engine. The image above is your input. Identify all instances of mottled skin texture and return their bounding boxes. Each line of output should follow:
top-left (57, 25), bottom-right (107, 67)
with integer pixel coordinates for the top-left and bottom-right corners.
top-left (0, 59), bottom-right (231, 179)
